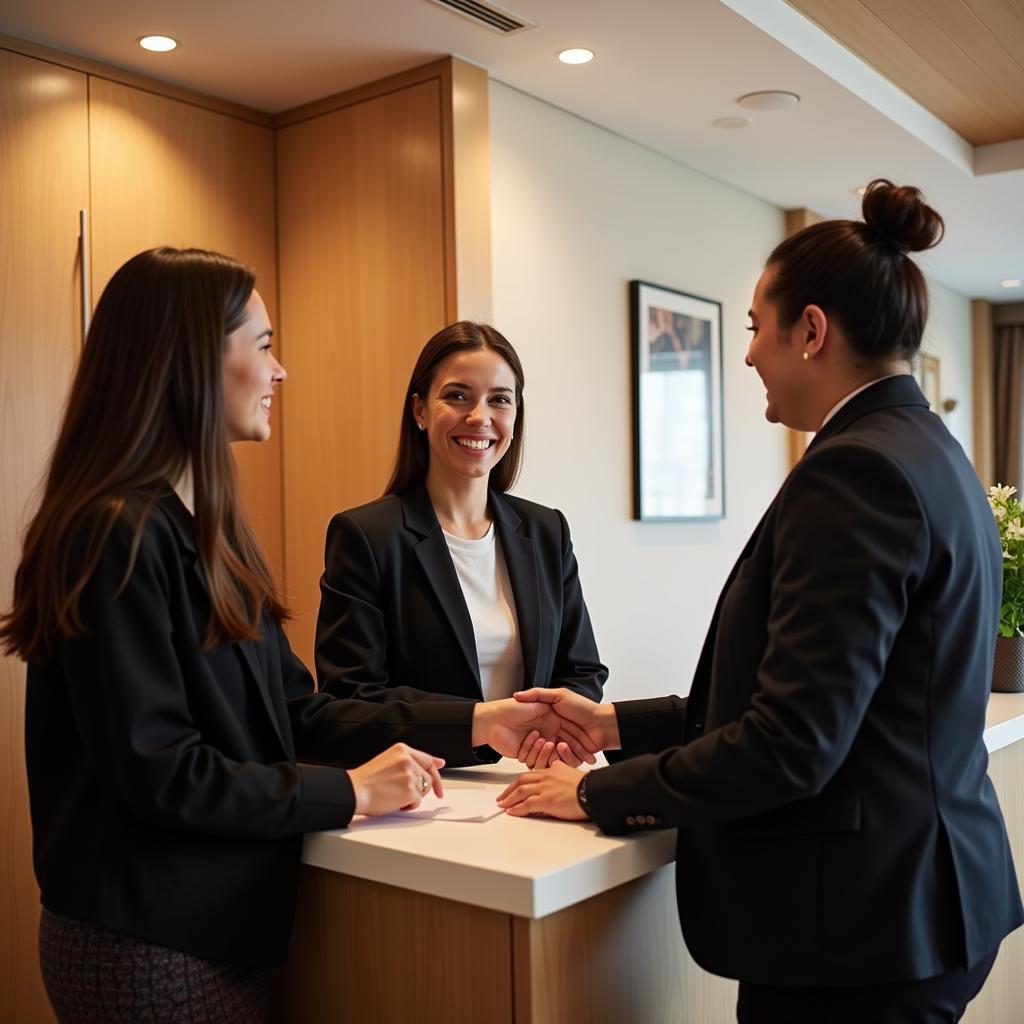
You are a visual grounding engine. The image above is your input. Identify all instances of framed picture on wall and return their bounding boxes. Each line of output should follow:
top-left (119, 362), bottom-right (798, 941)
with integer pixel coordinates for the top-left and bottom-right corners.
top-left (630, 280), bottom-right (724, 521)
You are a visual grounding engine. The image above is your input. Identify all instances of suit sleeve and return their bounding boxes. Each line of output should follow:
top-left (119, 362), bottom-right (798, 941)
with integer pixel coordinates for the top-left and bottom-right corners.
top-left (549, 510), bottom-right (607, 701)
top-left (604, 695), bottom-right (688, 763)
top-left (315, 511), bottom-right (473, 704)
top-left (60, 517), bottom-right (356, 839)
top-left (586, 442), bottom-right (925, 835)
top-left (281, 625), bottom-right (489, 768)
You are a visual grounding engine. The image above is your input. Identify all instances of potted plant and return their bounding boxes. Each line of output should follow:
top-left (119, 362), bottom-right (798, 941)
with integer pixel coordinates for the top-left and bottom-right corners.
top-left (988, 484), bottom-right (1024, 693)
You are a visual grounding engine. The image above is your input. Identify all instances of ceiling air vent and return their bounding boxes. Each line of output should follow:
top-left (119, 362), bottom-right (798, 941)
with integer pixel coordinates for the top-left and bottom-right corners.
top-left (424, 0), bottom-right (537, 35)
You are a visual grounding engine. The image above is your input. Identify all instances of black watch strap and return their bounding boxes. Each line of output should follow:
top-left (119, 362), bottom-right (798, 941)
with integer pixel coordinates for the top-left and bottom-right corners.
top-left (576, 772), bottom-right (592, 818)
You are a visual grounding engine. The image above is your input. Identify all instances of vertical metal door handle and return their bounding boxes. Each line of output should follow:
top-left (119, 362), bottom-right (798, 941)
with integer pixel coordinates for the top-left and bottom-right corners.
top-left (79, 209), bottom-right (91, 341)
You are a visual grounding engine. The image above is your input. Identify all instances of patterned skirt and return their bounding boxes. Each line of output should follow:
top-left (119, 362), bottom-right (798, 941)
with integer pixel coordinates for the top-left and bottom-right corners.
top-left (39, 908), bottom-right (270, 1024)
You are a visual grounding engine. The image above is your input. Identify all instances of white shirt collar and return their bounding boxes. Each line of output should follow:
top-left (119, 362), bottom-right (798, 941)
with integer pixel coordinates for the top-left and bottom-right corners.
top-left (818, 373), bottom-right (910, 431)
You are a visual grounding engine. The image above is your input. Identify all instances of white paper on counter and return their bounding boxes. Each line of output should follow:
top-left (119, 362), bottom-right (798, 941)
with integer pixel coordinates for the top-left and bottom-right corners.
top-left (387, 787), bottom-right (504, 823)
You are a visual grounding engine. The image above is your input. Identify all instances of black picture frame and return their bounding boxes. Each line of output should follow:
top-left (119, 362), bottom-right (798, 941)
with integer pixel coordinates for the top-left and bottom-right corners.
top-left (630, 280), bottom-right (725, 521)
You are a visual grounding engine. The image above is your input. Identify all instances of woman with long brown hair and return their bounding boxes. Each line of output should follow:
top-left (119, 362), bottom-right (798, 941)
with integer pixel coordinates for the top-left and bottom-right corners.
top-left (315, 321), bottom-right (606, 769)
top-left (0, 248), bottom-right (573, 1023)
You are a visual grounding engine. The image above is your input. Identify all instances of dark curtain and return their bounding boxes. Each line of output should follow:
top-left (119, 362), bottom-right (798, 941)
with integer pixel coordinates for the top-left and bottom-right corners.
top-left (994, 323), bottom-right (1024, 490)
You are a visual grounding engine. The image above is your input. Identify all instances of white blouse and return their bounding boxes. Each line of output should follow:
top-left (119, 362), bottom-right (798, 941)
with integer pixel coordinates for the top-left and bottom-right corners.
top-left (442, 524), bottom-right (524, 702)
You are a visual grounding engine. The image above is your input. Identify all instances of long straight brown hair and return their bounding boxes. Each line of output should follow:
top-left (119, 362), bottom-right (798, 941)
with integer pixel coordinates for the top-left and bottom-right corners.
top-left (0, 247), bottom-right (286, 662)
top-left (384, 321), bottom-right (526, 495)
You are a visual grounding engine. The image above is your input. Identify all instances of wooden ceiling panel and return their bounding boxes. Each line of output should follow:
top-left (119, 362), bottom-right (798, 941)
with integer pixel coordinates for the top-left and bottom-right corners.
top-left (967, 0), bottom-right (1024, 70)
top-left (877, 0), bottom-right (1024, 100)
top-left (787, 0), bottom-right (1024, 144)
top-left (862, 0), bottom-right (1024, 125)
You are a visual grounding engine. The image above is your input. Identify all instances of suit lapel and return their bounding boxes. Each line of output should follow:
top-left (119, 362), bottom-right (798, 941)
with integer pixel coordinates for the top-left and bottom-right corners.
top-left (491, 493), bottom-right (542, 685)
top-left (402, 486), bottom-right (483, 691)
top-left (234, 636), bottom-right (289, 753)
top-left (158, 492), bottom-right (289, 753)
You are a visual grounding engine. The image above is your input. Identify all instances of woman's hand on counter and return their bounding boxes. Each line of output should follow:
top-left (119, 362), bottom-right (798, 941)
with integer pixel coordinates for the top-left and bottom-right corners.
top-left (348, 743), bottom-right (445, 815)
top-left (496, 761), bottom-right (591, 820)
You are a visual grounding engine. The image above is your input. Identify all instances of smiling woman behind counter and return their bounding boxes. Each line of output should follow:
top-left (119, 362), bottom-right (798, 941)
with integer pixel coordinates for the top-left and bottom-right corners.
top-left (315, 321), bottom-right (607, 769)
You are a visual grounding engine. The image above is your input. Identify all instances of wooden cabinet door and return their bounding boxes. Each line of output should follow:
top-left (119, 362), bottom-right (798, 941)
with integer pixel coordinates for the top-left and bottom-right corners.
top-left (276, 79), bottom-right (449, 666)
top-left (0, 47), bottom-right (90, 1024)
top-left (87, 79), bottom-right (283, 579)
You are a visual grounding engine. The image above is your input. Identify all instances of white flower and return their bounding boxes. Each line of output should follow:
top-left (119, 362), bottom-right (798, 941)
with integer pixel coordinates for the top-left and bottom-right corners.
top-left (1005, 549), bottom-right (1013, 560)
top-left (994, 504), bottom-right (1007, 521)
top-left (990, 484), bottom-right (1018, 502)
top-left (1008, 518), bottom-right (1024, 541)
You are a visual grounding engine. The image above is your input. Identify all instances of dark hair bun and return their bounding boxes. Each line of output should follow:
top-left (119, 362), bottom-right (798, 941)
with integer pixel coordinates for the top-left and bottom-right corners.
top-left (861, 178), bottom-right (944, 253)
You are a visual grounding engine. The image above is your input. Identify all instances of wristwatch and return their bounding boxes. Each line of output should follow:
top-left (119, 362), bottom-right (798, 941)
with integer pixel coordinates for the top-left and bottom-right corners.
top-left (576, 772), bottom-right (593, 819)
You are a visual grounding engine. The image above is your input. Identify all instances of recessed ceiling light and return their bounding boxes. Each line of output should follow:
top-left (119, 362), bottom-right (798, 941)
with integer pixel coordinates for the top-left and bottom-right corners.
top-left (138, 35), bottom-right (178, 52)
top-left (558, 48), bottom-right (594, 65)
top-left (1002, 279), bottom-right (1023, 288)
top-left (712, 116), bottom-right (752, 130)
top-left (737, 90), bottom-right (800, 111)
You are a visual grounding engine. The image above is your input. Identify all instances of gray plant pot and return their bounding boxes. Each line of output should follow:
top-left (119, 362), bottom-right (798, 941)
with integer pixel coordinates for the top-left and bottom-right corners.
top-left (992, 635), bottom-right (1024, 693)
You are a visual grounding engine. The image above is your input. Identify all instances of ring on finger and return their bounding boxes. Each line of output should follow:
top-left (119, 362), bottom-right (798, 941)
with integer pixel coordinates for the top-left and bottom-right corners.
top-left (418, 776), bottom-right (430, 795)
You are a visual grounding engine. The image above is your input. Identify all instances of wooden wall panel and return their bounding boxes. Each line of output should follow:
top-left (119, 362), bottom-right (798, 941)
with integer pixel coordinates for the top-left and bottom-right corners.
top-left (87, 78), bottom-right (283, 578)
top-left (782, 208), bottom-right (823, 468)
top-left (276, 78), bottom-right (450, 664)
top-left (972, 299), bottom-right (995, 485)
top-left (0, 49), bottom-right (89, 1024)
top-left (448, 59), bottom-right (492, 322)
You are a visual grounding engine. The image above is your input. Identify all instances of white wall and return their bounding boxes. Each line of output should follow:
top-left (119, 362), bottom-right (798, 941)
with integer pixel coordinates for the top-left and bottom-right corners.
top-left (922, 276), bottom-right (973, 456)
top-left (489, 82), bottom-right (788, 701)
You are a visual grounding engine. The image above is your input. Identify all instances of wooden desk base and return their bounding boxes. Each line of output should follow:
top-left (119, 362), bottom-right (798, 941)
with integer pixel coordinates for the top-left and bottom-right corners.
top-left (273, 864), bottom-right (735, 1023)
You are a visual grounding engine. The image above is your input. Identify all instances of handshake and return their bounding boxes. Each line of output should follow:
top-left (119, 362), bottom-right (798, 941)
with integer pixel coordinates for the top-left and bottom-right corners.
top-left (471, 687), bottom-right (621, 768)
top-left (349, 689), bottom-right (620, 817)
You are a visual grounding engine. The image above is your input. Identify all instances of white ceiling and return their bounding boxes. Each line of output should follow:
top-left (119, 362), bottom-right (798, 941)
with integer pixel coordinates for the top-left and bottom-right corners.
top-left (2, 0), bottom-right (1021, 301)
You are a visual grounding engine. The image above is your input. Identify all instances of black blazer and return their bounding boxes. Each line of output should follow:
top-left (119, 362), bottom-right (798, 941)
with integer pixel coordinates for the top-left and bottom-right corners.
top-left (25, 494), bottom-right (486, 967)
top-left (315, 484), bottom-right (606, 707)
top-left (586, 376), bottom-right (1023, 986)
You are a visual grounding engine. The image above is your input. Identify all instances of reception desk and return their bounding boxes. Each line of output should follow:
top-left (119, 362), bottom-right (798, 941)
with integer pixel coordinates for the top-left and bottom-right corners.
top-left (275, 695), bottom-right (1024, 1023)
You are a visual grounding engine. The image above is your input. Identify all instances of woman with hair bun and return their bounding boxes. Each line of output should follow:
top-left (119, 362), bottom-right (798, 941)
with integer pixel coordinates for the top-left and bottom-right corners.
top-left (499, 180), bottom-right (1023, 1021)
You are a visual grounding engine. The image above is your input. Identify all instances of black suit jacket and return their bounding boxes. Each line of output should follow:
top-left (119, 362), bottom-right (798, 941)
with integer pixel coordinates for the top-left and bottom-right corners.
top-left (315, 485), bottom-right (606, 709)
top-left (587, 375), bottom-right (1023, 986)
top-left (25, 493), bottom-right (485, 967)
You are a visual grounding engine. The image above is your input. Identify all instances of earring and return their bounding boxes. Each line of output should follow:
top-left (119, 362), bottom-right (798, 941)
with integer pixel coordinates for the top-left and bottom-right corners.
top-left (802, 352), bottom-right (810, 361)
top-left (417, 423), bottom-right (426, 431)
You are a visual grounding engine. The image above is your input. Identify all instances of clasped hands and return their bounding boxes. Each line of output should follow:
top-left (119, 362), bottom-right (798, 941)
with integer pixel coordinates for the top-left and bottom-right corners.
top-left (471, 688), bottom-right (615, 769)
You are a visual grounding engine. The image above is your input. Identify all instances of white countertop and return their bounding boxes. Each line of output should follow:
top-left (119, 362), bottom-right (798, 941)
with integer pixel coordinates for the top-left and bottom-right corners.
top-left (302, 757), bottom-right (677, 920)
top-left (985, 692), bottom-right (1024, 752)
top-left (302, 693), bottom-right (1024, 919)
